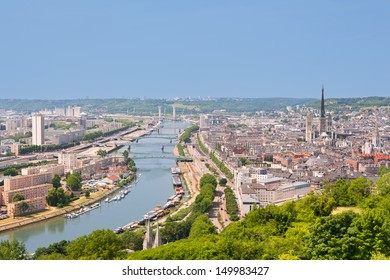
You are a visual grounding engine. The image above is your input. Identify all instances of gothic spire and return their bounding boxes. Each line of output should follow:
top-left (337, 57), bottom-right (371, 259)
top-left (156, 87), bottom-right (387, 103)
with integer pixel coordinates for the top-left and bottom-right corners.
top-left (153, 224), bottom-right (162, 248)
top-left (321, 83), bottom-right (325, 118)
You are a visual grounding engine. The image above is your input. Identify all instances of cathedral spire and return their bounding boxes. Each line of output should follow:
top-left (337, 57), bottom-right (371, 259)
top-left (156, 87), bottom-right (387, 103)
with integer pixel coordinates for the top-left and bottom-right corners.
top-left (321, 83), bottom-right (325, 118)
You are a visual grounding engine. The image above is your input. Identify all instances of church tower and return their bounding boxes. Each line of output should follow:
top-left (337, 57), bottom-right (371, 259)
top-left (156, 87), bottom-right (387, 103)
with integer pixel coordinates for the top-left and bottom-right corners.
top-left (319, 84), bottom-right (327, 135)
top-left (305, 113), bottom-right (313, 143)
top-left (152, 224), bottom-right (162, 248)
top-left (326, 113), bottom-right (332, 135)
top-left (143, 219), bottom-right (154, 250)
top-left (372, 122), bottom-right (380, 149)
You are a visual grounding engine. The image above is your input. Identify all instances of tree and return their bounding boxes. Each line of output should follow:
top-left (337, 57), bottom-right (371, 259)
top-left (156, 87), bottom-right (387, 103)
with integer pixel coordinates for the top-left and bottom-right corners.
top-left (219, 178), bottom-right (227, 186)
top-left (121, 230), bottom-right (144, 251)
top-left (0, 240), bottom-right (28, 260)
top-left (161, 221), bottom-right (192, 244)
top-left (377, 173), bottom-right (390, 196)
top-left (378, 166), bottom-right (390, 177)
top-left (51, 174), bottom-right (62, 189)
top-left (306, 211), bottom-right (359, 260)
top-left (46, 187), bottom-right (70, 207)
top-left (4, 168), bottom-right (18, 177)
top-left (12, 193), bottom-right (25, 202)
top-left (351, 208), bottom-right (390, 259)
top-left (97, 149), bottom-right (107, 157)
top-left (85, 189), bottom-right (90, 198)
top-left (199, 174), bottom-right (217, 189)
top-left (18, 202), bottom-right (29, 214)
top-left (34, 240), bottom-right (70, 260)
top-left (325, 179), bottom-right (353, 206)
top-left (66, 173), bottom-right (82, 191)
top-left (123, 150), bottom-right (129, 162)
top-left (239, 157), bottom-right (249, 166)
top-left (189, 214), bottom-right (217, 239)
top-left (46, 188), bottom-right (58, 206)
top-left (348, 177), bottom-right (372, 204)
top-left (66, 229), bottom-right (125, 260)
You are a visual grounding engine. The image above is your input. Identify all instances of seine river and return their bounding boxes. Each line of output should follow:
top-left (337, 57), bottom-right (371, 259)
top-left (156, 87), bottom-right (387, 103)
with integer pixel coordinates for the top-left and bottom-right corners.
top-left (0, 121), bottom-right (189, 253)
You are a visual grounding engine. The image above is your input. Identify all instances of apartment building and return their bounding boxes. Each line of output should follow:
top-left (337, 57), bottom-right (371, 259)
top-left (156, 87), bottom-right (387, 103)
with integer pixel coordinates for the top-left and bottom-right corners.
top-left (21, 164), bottom-right (65, 176)
top-left (8, 197), bottom-right (47, 218)
top-left (4, 172), bottom-right (53, 191)
top-left (238, 179), bottom-right (311, 215)
top-left (2, 184), bottom-right (52, 204)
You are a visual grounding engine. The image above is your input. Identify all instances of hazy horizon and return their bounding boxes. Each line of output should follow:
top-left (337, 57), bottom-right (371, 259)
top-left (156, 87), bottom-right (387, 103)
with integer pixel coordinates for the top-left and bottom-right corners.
top-left (1, 1), bottom-right (389, 99)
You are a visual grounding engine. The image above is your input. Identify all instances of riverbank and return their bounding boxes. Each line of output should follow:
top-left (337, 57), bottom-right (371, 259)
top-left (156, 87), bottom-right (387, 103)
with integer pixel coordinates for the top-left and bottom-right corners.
top-left (0, 183), bottom-right (125, 233)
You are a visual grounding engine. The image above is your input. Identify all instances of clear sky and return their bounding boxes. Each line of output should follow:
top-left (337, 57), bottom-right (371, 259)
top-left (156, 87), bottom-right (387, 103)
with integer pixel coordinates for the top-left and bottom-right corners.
top-left (0, 1), bottom-right (389, 99)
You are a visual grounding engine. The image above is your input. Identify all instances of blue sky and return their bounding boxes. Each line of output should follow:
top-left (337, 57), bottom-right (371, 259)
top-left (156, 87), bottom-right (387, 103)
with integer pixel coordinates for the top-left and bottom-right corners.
top-left (0, 1), bottom-right (389, 99)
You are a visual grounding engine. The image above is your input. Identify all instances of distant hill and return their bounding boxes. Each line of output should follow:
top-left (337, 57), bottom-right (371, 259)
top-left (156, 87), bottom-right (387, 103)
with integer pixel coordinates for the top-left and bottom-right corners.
top-left (0, 96), bottom-right (388, 115)
top-left (308, 96), bottom-right (390, 112)
top-left (0, 98), bottom-right (314, 114)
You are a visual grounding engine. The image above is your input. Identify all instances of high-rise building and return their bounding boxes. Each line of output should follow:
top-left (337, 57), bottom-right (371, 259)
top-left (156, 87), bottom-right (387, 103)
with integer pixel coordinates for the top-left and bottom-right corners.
top-left (66, 106), bottom-right (74, 117)
top-left (32, 114), bottom-right (45, 145)
top-left (73, 106), bottom-right (82, 117)
top-left (172, 105), bottom-right (176, 120)
top-left (199, 114), bottom-right (209, 131)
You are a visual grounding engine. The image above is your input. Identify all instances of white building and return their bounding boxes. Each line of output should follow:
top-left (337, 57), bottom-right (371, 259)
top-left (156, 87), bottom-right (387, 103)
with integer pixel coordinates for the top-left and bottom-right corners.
top-left (238, 176), bottom-right (311, 216)
top-left (32, 114), bottom-right (45, 145)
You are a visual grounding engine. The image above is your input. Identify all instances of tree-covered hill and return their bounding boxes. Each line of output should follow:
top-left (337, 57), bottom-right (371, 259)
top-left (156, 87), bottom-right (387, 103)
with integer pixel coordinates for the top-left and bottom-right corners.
top-left (0, 98), bottom-right (315, 114)
top-left (2, 169), bottom-right (390, 260)
top-left (308, 96), bottom-right (390, 112)
top-left (1, 96), bottom-right (389, 115)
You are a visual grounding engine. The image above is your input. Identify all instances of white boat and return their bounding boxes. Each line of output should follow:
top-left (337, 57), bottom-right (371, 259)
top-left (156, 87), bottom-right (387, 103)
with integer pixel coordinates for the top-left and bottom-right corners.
top-left (90, 202), bottom-right (100, 209)
top-left (65, 212), bottom-right (79, 219)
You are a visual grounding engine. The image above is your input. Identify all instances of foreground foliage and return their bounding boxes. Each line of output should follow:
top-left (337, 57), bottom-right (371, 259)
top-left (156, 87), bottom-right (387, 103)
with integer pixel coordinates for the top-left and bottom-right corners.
top-left (3, 173), bottom-right (390, 260)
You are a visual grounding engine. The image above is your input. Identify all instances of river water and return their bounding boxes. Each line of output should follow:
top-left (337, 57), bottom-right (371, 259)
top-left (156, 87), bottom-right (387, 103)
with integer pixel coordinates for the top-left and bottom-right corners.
top-left (0, 121), bottom-right (189, 253)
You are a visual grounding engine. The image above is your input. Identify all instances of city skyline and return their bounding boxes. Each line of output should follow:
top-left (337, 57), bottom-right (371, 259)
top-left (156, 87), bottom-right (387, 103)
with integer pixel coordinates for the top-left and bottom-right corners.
top-left (0, 1), bottom-right (389, 100)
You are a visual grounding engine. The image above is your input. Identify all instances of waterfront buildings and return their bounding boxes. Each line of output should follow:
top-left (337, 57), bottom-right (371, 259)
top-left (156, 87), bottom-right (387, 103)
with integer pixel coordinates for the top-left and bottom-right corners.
top-left (0, 172), bottom-right (54, 217)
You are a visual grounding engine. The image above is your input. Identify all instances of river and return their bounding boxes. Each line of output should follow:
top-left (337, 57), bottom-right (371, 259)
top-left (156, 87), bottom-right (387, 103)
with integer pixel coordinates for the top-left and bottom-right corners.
top-left (0, 121), bottom-right (189, 253)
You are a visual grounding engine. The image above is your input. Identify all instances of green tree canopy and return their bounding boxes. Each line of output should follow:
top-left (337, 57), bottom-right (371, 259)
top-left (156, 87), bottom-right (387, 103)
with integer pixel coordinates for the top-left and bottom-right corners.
top-left (378, 166), bottom-right (390, 177)
top-left (18, 202), bottom-right (29, 214)
top-left (219, 178), bottom-right (227, 186)
top-left (4, 168), bottom-right (19, 177)
top-left (189, 214), bottom-right (217, 239)
top-left (120, 230), bottom-right (144, 251)
top-left (66, 229), bottom-right (125, 260)
top-left (46, 187), bottom-right (70, 207)
top-left (66, 172), bottom-right (82, 191)
top-left (34, 240), bottom-right (70, 260)
top-left (0, 240), bottom-right (28, 260)
top-left (12, 193), bottom-right (25, 202)
top-left (306, 211), bottom-right (359, 260)
top-left (347, 177), bottom-right (372, 204)
top-left (51, 174), bottom-right (62, 189)
top-left (97, 149), bottom-right (107, 157)
top-left (199, 173), bottom-right (217, 189)
top-left (377, 173), bottom-right (390, 196)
